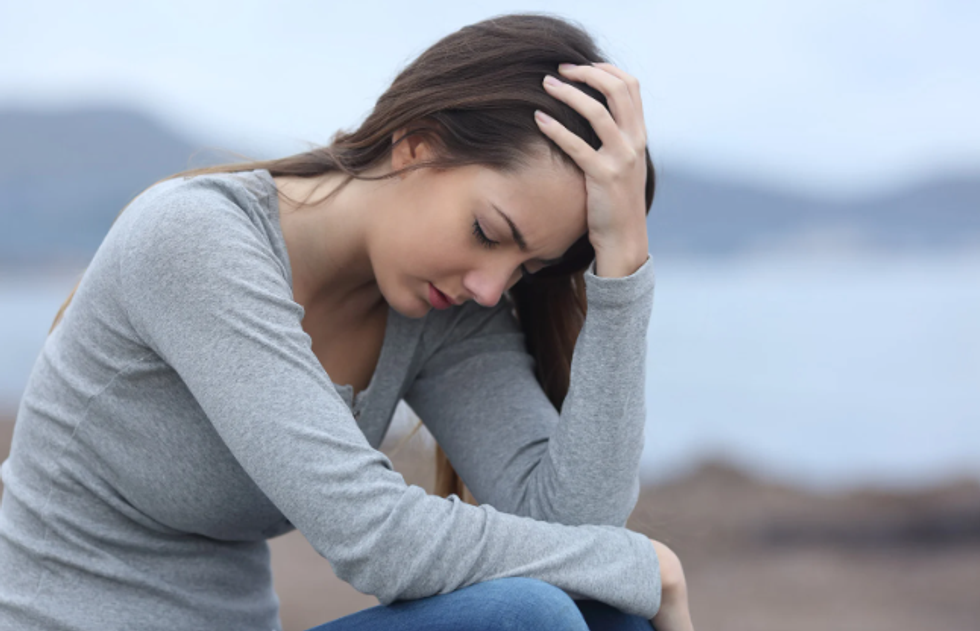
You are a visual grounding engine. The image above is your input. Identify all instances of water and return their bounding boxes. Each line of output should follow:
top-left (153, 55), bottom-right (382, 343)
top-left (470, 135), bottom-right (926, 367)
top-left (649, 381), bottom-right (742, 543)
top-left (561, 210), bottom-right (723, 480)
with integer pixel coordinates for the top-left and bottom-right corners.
top-left (641, 251), bottom-right (980, 490)
top-left (0, 271), bottom-right (81, 404)
top-left (2, 253), bottom-right (978, 491)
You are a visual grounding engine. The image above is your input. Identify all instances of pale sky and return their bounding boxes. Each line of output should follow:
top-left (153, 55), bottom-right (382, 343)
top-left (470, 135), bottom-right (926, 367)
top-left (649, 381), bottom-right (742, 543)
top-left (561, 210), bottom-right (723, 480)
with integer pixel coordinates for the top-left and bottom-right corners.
top-left (1, 0), bottom-right (977, 198)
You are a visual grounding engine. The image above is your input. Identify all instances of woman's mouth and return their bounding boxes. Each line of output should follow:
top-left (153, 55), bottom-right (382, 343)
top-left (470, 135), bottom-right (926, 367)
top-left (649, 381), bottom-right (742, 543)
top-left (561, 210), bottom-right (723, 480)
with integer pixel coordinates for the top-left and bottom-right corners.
top-left (428, 283), bottom-right (453, 310)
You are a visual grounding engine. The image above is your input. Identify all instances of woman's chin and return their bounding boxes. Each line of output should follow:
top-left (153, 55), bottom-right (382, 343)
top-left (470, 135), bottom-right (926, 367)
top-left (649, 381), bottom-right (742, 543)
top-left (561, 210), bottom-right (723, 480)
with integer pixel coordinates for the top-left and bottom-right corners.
top-left (401, 305), bottom-right (432, 319)
top-left (388, 290), bottom-right (433, 320)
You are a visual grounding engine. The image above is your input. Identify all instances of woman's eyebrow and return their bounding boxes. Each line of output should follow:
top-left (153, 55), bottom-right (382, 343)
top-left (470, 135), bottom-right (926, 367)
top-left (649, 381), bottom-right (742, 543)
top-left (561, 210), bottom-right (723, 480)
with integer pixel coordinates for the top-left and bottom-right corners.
top-left (491, 203), bottom-right (563, 265)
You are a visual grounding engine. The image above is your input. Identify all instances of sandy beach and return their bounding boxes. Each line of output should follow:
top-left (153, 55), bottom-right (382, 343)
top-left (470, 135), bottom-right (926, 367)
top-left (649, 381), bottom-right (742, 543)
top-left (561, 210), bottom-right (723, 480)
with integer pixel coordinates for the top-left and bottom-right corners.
top-left (2, 416), bottom-right (978, 630)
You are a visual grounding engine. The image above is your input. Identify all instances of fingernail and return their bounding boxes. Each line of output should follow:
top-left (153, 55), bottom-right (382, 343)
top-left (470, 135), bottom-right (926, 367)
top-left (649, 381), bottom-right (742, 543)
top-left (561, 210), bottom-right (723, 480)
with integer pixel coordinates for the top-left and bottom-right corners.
top-left (544, 75), bottom-right (561, 87)
top-left (534, 110), bottom-right (553, 124)
top-left (558, 63), bottom-right (575, 72)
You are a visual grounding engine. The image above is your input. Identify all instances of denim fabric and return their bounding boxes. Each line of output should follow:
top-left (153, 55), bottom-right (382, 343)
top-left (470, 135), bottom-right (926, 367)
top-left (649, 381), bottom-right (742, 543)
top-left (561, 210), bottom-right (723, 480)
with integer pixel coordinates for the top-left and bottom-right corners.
top-left (305, 577), bottom-right (655, 631)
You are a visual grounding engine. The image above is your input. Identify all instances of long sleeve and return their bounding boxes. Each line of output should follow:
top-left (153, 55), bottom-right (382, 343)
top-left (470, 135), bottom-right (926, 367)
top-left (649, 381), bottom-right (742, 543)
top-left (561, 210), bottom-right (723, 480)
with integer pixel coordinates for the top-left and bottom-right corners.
top-left (112, 185), bottom-right (662, 619)
top-left (405, 256), bottom-right (655, 528)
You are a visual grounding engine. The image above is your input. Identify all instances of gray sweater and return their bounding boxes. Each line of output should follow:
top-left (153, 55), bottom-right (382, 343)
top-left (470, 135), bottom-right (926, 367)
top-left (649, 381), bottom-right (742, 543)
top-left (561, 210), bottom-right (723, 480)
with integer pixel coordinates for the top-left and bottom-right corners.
top-left (0, 169), bottom-right (661, 631)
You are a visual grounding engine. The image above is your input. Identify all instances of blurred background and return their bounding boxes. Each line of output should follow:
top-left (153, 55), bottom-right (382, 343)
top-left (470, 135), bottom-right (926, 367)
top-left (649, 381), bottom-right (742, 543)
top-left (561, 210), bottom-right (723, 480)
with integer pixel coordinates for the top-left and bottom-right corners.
top-left (1, 1), bottom-right (978, 630)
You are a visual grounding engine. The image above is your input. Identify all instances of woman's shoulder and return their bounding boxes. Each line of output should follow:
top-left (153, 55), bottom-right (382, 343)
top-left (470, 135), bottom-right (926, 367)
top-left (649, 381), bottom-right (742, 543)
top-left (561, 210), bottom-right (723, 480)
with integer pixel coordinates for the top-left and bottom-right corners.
top-left (111, 169), bottom-right (280, 259)
top-left (121, 168), bottom-right (276, 230)
top-left (108, 168), bottom-right (292, 298)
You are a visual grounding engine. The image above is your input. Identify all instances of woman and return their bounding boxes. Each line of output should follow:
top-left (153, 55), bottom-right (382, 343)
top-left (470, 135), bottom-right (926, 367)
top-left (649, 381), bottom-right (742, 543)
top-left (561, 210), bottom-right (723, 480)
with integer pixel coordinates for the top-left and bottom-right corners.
top-left (0, 13), bottom-right (694, 631)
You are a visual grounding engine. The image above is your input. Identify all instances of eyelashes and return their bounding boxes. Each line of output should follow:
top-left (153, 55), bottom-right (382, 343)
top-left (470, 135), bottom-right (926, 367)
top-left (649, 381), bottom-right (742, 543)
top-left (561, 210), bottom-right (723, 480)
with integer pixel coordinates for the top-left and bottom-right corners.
top-left (472, 219), bottom-right (533, 281)
top-left (472, 219), bottom-right (498, 249)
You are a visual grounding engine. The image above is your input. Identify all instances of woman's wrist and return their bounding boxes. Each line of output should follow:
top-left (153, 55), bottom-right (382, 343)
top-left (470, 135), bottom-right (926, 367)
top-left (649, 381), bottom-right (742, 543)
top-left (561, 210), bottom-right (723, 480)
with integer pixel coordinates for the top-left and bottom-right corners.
top-left (592, 248), bottom-right (649, 278)
top-left (592, 233), bottom-right (650, 278)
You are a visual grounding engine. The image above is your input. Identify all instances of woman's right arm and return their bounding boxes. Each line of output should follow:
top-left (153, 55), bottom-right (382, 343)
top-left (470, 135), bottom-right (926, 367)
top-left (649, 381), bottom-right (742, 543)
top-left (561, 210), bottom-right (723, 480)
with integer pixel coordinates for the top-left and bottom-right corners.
top-left (111, 186), bottom-right (664, 619)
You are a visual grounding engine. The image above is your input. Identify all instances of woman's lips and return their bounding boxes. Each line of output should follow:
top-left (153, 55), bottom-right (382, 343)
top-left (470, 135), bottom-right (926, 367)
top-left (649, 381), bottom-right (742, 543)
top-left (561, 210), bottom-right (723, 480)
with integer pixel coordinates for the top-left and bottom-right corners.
top-left (428, 283), bottom-right (453, 309)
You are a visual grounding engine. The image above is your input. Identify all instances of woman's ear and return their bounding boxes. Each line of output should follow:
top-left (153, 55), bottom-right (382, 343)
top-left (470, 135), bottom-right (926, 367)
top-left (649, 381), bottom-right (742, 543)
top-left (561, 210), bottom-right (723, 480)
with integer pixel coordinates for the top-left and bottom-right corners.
top-left (390, 127), bottom-right (435, 175)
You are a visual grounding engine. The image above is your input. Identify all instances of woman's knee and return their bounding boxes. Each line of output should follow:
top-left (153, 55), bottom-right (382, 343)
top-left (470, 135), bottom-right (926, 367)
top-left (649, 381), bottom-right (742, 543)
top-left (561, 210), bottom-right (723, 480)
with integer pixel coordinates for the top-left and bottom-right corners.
top-left (470, 577), bottom-right (589, 631)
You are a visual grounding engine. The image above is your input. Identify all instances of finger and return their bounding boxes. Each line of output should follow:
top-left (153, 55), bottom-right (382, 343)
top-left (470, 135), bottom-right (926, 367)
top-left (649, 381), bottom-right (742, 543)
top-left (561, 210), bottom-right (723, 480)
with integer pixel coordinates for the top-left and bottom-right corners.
top-left (563, 63), bottom-right (646, 148)
top-left (588, 63), bottom-right (648, 148)
top-left (591, 62), bottom-right (644, 119)
top-left (542, 73), bottom-right (629, 155)
top-left (557, 63), bottom-right (637, 134)
top-left (533, 110), bottom-right (601, 175)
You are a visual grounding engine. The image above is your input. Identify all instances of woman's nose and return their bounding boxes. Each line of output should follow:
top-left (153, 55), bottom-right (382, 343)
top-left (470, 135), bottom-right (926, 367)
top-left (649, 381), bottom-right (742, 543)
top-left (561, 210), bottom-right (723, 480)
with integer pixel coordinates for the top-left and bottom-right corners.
top-left (463, 265), bottom-right (522, 308)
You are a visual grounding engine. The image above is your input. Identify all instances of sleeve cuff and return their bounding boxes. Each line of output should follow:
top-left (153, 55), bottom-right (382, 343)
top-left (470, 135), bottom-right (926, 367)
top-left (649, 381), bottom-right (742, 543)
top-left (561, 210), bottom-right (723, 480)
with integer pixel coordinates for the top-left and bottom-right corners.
top-left (583, 254), bottom-right (655, 308)
top-left (622, 528), bottom-right (662, 619)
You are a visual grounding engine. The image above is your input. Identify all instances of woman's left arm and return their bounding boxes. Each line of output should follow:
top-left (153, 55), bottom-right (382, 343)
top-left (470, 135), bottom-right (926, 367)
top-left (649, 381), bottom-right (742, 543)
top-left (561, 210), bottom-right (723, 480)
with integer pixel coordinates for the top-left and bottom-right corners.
top-left (406, 61), bottom-right (656, 527)
top-left (404, 253), bottom-right (654, 527)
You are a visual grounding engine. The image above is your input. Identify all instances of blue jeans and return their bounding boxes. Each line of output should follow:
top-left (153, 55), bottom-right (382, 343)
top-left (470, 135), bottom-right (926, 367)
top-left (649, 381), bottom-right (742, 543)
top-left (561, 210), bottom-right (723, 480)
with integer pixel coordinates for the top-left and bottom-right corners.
top-left (304, 577), bottom-right (655, 631)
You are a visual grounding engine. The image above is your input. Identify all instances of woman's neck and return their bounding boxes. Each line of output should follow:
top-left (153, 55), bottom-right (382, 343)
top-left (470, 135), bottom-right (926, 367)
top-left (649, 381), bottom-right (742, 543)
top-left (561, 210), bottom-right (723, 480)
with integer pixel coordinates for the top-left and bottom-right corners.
top-left (274, 168), bottom-right (392, 321)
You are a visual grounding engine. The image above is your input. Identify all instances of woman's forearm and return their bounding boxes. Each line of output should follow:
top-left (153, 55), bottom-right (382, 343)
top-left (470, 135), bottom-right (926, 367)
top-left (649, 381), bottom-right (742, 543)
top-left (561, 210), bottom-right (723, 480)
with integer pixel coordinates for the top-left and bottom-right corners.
top-left (520, 255), bottom-right (655, 527)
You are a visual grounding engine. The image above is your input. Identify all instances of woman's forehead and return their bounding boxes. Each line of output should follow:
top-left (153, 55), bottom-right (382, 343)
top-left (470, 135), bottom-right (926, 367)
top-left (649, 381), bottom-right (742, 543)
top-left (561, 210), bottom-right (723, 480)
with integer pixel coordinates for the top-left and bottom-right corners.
top-left (479, 159), bottom-right (587, 257)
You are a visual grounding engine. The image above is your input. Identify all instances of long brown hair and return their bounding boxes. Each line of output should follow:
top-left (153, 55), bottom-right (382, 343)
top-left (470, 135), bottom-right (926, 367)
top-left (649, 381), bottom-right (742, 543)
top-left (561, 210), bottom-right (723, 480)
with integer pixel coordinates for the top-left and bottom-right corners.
top-left (48, 12), bottom-right (655, 505)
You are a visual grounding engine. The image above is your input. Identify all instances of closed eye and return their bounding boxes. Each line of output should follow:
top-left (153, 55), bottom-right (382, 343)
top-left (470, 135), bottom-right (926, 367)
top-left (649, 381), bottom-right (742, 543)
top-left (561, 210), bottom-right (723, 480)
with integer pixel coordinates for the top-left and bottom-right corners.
top-left (473, 220), bottom-right (534, 280)
top-left (472, 219), bottom-right (498, 248)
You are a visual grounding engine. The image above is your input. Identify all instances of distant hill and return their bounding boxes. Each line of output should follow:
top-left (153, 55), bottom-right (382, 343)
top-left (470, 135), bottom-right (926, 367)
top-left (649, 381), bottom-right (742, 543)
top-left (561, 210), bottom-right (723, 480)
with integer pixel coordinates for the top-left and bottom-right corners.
top-left (1, 107), bottom-right (978, 267)
top-left (651, 169), bottom-right (980, 256)
top-left (0, 107), bottom-right (246, 267)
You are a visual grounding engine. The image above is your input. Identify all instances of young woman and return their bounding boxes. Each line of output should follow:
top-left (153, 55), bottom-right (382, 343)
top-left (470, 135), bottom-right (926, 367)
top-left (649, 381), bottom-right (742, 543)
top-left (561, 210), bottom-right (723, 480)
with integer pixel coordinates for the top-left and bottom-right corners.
top-left (0, 13), bottom-right (694, 631)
